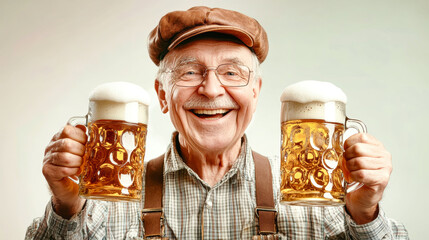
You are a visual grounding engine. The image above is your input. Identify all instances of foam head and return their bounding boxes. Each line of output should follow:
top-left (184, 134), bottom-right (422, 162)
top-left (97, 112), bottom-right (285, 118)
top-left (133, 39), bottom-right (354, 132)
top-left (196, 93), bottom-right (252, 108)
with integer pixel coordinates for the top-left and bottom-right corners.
top-left (89, 82), bottom-right (150, 105)
top-left (281, 80), bottom-right (347, 104)
top-left (88, 82), bottom-right (150, 124)
top-left (280, 80), bottom-right (347, 123)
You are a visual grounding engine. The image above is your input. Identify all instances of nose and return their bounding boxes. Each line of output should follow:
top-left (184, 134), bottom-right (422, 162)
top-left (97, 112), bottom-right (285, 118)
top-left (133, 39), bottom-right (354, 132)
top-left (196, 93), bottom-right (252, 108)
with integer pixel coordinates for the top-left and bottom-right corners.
top-left (197, 69), bottom-right (225, 99)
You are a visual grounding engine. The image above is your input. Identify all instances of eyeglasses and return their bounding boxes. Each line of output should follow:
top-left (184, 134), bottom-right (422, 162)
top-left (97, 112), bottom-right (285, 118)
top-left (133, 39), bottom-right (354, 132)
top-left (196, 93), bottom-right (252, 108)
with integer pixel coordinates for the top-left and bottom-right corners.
top-left (165, 63), bottom-right (253, 87)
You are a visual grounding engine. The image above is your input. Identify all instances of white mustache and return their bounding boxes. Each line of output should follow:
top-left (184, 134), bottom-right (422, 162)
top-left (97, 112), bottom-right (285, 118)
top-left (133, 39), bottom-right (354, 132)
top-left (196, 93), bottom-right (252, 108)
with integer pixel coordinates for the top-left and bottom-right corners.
top-left (183, 95), bottom-right (239, 110)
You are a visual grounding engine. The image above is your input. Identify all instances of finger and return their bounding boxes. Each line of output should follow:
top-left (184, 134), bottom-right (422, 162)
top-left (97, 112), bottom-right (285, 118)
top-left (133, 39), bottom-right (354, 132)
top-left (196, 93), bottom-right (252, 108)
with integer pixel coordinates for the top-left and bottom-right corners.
top-left (42, 163), bottom-right (81, 181)
top-left (51, 124), bottom-right (87, 143)
top-left (345, 157), bottom-right (386, 172)
top-left (348, 169), bottom-right (391, 187)
top-left (75, 124), bottom-right (87, 133)
top-left (47, 125), bottom-right (87, 155)
top-left (45, 138), bottom-right (86, 156)
top-left (344, 143), bottom-right (389, 159)
top-left (44, 152), bottom-right (83, 168)
top-left (344, 133), bottom-right (382, 150)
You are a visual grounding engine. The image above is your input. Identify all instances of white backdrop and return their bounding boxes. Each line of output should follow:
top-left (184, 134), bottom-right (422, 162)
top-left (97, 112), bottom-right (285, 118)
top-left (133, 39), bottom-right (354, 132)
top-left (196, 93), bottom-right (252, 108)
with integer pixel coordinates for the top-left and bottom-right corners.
top-left (1, 0), bottom-right (427, 239)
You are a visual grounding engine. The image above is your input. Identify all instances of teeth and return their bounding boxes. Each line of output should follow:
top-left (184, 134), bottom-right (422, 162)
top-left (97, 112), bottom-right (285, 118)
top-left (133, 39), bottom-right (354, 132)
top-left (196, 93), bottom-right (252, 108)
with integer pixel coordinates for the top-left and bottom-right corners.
top-left (193, 109), bottom-right (229, 115)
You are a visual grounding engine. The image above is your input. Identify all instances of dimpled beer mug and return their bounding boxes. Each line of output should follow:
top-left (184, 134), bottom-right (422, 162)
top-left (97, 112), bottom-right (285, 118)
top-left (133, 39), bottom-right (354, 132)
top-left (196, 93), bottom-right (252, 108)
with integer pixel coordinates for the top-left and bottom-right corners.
top-left (69, 82), bottom-right (150, 202)
top-left (280, 80), bottom-right (366, 206)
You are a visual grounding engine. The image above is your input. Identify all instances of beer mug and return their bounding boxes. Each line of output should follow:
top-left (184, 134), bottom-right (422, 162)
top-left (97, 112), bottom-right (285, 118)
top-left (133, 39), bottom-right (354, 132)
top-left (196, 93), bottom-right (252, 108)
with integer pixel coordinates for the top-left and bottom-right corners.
top-left (68, 82), bottom-right (150, 202)
top-left (280, 80), bottom-right (366, 206)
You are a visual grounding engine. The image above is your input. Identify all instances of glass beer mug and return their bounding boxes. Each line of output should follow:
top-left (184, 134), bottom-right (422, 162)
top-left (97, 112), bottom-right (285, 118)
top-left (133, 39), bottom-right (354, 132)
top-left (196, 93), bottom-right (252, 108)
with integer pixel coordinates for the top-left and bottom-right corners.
top-left (280, 80), bottom-right (366, 206)
top-left (69, 82), bottom-right (150, 202)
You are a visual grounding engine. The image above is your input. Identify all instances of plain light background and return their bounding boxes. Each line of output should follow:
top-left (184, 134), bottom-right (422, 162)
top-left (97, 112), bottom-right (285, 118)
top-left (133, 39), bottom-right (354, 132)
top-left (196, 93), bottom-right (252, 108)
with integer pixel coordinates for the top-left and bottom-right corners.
top-left (1, 0), bottom-right (427, 239)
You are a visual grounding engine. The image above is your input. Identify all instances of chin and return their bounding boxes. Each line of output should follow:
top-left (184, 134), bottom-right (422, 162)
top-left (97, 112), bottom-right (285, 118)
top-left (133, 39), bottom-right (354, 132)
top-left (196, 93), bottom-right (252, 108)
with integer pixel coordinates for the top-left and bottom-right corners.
top-left (197, 134), bottom-right (240, 152)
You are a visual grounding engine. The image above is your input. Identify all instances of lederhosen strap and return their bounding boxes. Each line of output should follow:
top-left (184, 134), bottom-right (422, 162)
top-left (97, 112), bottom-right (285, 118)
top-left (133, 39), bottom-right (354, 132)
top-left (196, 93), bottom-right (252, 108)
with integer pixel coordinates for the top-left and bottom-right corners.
top-left (142, 154), bottom-right (164, 238)
top-left (253, 151), bottom-right (277, 235)
top-left (141, 151), bottom-right (277, 238)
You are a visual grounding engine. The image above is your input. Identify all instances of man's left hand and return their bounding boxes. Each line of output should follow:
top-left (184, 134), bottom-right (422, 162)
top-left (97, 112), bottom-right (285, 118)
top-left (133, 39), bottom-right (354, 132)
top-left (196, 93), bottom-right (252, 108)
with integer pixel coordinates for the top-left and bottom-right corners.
top-left (343, 133), bottom-right (392, 224)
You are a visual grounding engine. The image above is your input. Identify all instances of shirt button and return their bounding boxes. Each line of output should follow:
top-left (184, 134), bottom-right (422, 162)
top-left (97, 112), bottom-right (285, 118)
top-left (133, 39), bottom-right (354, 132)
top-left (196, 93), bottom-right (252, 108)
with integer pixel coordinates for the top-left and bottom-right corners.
top-left (206, 199), bottom-right (212, 208)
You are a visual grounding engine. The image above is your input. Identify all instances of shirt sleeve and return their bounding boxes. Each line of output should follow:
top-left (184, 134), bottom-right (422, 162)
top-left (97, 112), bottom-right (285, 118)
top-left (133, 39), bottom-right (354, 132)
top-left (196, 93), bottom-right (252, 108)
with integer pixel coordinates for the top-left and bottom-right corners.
top-left (345, 206), bottom-right (409, 240)
top-left (25, 199), bottom-right (108, 240)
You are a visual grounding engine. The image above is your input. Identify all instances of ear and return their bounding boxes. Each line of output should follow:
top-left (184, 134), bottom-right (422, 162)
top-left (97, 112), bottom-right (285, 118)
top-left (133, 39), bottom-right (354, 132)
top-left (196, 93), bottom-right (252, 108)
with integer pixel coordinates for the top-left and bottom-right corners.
top-left (154, 79), bottom-right (169, 114)
top-left (252, 77), bottom-right (262, 100)
top-left (250, 77), bottom-right (262, 113)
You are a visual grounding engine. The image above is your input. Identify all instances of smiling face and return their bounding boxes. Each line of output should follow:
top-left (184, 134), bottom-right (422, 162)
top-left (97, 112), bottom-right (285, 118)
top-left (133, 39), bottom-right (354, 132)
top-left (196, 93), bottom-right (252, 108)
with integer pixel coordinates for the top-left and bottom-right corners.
top-left (155, 37), bottom-right (262, 156)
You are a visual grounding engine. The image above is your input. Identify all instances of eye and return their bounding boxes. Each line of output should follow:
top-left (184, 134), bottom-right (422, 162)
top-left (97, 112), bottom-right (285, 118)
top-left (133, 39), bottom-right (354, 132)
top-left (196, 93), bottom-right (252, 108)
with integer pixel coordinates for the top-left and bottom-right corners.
top-left (176, 64), bottom-right (203, 79)
top-left (220, 67), bottom-right (235, 74)
top-left (225, 70), bottom-right (238, 76)
top-left (182, 68), bottom-right (203, 77)
top-left (219, 65), bottom-right (244, 78)
top-left (184, 70), bottom-right (197, 76)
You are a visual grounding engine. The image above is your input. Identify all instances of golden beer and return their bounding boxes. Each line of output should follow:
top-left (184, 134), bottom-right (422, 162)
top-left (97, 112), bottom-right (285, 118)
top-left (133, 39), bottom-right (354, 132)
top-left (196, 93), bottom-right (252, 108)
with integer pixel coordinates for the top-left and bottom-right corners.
top-left (281, 119), bottom-right (346, 206)
top-left (79, 120), bottom-right (147, 201)
top-left (280, 81), bottom-right (366, 206)
top-left (69, 82), bottom-right (150, 202)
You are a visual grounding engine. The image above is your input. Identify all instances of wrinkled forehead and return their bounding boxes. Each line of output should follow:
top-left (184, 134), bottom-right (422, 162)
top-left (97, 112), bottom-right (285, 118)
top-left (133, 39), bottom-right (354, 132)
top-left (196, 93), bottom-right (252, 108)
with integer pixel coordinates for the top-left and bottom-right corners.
top-left (162, 33), bottom-right (254, 68)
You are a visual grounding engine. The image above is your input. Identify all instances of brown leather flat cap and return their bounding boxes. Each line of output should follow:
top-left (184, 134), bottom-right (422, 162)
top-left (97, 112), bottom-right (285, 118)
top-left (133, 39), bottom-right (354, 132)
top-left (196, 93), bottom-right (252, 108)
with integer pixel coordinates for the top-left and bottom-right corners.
top-left (148, 6), bottom-right (269, 66)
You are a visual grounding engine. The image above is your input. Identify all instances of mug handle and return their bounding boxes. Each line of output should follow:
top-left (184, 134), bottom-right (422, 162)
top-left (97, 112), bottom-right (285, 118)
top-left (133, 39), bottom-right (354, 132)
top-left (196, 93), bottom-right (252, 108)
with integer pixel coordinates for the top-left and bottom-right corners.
top-left (67, 115), bottom-right (88, 184)
top-left (344, 117), bottom-right (367, 193)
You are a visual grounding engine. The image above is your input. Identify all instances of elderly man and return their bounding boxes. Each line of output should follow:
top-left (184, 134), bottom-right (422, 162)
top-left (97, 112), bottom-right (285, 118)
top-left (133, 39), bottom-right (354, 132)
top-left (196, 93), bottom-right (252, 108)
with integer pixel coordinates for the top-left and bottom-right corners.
top-left (27, 6), bottom-right (408, 239)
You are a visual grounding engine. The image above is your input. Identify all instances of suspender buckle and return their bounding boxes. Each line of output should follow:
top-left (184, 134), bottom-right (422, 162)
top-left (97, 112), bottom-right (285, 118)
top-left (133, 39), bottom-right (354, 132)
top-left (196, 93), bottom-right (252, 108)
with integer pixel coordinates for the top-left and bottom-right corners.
top-left (142, 208), bottom-right (163, 214)
top-left (254, 206), bottom-right (277, 218)
top-left (142, 208), bottom-right (165, 239)
top-left (142, 208), bottom-right (164, 221)
top-left (254, 206), bottom-right (278, 235)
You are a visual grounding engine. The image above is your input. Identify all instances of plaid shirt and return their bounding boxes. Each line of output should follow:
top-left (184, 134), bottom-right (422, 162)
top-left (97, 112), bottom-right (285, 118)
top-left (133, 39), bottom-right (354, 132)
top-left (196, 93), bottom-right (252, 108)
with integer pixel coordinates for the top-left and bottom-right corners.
top-left (26, 133), bottom-right (408, 239)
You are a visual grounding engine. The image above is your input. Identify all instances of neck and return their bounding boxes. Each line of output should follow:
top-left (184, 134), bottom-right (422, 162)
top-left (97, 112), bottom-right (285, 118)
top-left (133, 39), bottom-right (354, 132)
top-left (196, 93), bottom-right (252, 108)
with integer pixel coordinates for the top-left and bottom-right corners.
top-left (177, 135), bottom-right (243, 187)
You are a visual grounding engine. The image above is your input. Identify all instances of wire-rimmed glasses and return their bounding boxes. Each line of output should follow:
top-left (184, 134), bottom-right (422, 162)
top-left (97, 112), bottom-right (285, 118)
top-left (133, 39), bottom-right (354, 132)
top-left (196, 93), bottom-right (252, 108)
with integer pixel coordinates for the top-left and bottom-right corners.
top-left (165, 63), bottom-right (252, 87)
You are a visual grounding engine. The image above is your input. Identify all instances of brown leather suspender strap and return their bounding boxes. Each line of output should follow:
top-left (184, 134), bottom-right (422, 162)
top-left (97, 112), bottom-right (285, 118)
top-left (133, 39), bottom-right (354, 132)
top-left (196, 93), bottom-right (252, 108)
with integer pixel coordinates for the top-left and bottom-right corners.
top-left (142, 151), bottom-right (277, 237)
top-left (142, 154), bottom-right (164, 238)
top-left (252, 151), bottom-right (277, 235)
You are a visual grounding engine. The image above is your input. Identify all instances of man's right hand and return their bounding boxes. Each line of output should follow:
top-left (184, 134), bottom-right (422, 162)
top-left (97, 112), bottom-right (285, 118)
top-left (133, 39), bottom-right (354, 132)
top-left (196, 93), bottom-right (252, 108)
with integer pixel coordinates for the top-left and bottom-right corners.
top-left (42, 124), bottom-right (87, 219)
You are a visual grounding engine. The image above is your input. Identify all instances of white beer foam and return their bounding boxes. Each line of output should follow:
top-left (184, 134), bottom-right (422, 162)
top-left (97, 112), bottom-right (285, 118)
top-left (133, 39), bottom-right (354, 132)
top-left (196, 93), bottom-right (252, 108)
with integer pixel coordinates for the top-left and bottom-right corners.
top-left (280, 80), bottom-right (347, 104)
top-left (280, 81), bottom-right (347, 123)
top-left (280, 101), bottom-right (346, 123)
top-left (89, 82), bottom-right (150, 105)
top-left (89, 101), bottom-right (149, 124)
top-left (88, 82), bottom-right (150, 124)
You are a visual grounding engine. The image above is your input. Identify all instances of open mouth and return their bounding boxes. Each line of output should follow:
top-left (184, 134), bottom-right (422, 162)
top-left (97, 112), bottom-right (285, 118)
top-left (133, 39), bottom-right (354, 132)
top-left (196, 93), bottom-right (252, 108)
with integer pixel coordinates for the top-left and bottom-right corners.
top-left (191, 109), bottom-right (231, 119)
